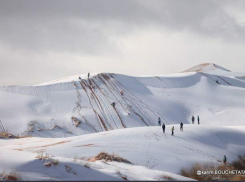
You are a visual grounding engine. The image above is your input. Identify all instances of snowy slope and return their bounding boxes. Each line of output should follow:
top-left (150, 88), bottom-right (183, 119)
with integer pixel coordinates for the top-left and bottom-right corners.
top-left (0, 125), bottom-right (244, 180)
top-left (183, 63), bottom-right (245, 81)
top-left (182, 63), bottom-right (231, 74)
top-left (1, 63), bottom-right (245, 181)
top-left (0, 64), bottom-right (245, 136)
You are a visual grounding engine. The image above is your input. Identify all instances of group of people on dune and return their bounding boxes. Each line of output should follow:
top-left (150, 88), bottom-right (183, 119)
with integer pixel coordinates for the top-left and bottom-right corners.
top-left (158, 115), bottom-right (200, 136)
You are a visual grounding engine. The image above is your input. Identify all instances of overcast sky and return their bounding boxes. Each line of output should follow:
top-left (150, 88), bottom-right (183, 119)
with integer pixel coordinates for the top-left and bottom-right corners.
top-left (1, 0), bottom-right (245, 86)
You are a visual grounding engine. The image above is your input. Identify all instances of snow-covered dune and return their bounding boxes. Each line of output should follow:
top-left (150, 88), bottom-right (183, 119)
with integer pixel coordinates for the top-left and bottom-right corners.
top-left (0, 64), bottom-right (245, 136)
top-left (1, 63), bottom-right (245, 181)
top-left (0, 125), bottom-right (244, 180)
top-left (182, 63), bottom-right (232, 74)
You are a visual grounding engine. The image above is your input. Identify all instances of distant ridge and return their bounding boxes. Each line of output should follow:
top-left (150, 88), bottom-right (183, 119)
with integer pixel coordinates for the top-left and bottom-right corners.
top-left (182, 63), bottom-right (231, 73)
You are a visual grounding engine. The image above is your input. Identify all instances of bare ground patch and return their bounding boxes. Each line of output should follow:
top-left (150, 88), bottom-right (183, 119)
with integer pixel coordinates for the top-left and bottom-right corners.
top-left (74, 143), bottom-right (100, 147)
top-left (0, 171), bottom-right (21, 181)
top-left (88, 152), bottom-right (132, 164)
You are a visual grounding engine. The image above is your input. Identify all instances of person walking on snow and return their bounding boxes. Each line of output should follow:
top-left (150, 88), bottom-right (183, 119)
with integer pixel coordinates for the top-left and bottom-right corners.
top-left (111, 102), bottom-right (116, 107)
top-left (120, 91), bottom-right (124, 96)
top-left (162, 123), bottom-right (165, 133)
top-left (180, 122), bottom-right (183, 131)
top-left (197, 115), bottom-right (200, 125)
top-left (88, 72), bottom-right (90, 79)
top-left (223, 155), bottom-right (227, 165)
top-left (158, 117), bottom-right (161, 126)
top-left (192, 115), bottom-right (195, 124)
top-left (171, 126), bottom-right (174, 135)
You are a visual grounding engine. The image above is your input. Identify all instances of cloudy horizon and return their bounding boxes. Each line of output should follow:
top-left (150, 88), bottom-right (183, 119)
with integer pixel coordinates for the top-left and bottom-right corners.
top-left (1, 0), bottom-right (245, 86)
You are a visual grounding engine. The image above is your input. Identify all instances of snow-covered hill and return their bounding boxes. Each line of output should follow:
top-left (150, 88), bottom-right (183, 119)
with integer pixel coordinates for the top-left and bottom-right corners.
top-left (0, 125), bottom-right (244, 180)
top-left (1, 63), bottom-right (245, 181)
top-left (0, 64), bottom-right (245, 137)
top-left (182, 63), bottom-right (231, 74)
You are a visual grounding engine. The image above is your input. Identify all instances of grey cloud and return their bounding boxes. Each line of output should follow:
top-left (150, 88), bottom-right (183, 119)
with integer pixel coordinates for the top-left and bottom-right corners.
top-left (143, 0), bottom-right (245, 42)
top-left (0, 0), bottom-right (156, 22)
top-left (0, 0), bottom-right (245, 55)
top-left (0, 0), bottom-right (245, 86)
top-left (0, 18), bottom-right (118, 55)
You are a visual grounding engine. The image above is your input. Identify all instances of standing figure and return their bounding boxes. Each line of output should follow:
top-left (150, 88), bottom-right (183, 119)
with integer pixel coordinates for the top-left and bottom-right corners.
top-left (120, 91), bottom-right (124, 96)
top-left (162, 123), bottom-right (165, 133)
top-left (192, 116), bottom-right (195, 124)
top-left (88, 72), bottom-right (90, 79)
top-left (180, 122), bottom-right (183, 131)
top-left (223, 155), bottom-right (227, 165)
top-left (111, 102), bottom-right (116, 107)
top-left (158, 117), bottom-right (161, 126)
top-left (197, 115), bottom-right (200, 125)
top-left (171, 126), bottom-right (174, 135)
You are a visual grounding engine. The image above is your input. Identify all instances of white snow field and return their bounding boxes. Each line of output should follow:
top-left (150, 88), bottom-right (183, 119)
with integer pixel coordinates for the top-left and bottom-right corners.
top-left (0, 125), bottom-right (245, 180)
top-left (0, 63), bottom-right (245, 180)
